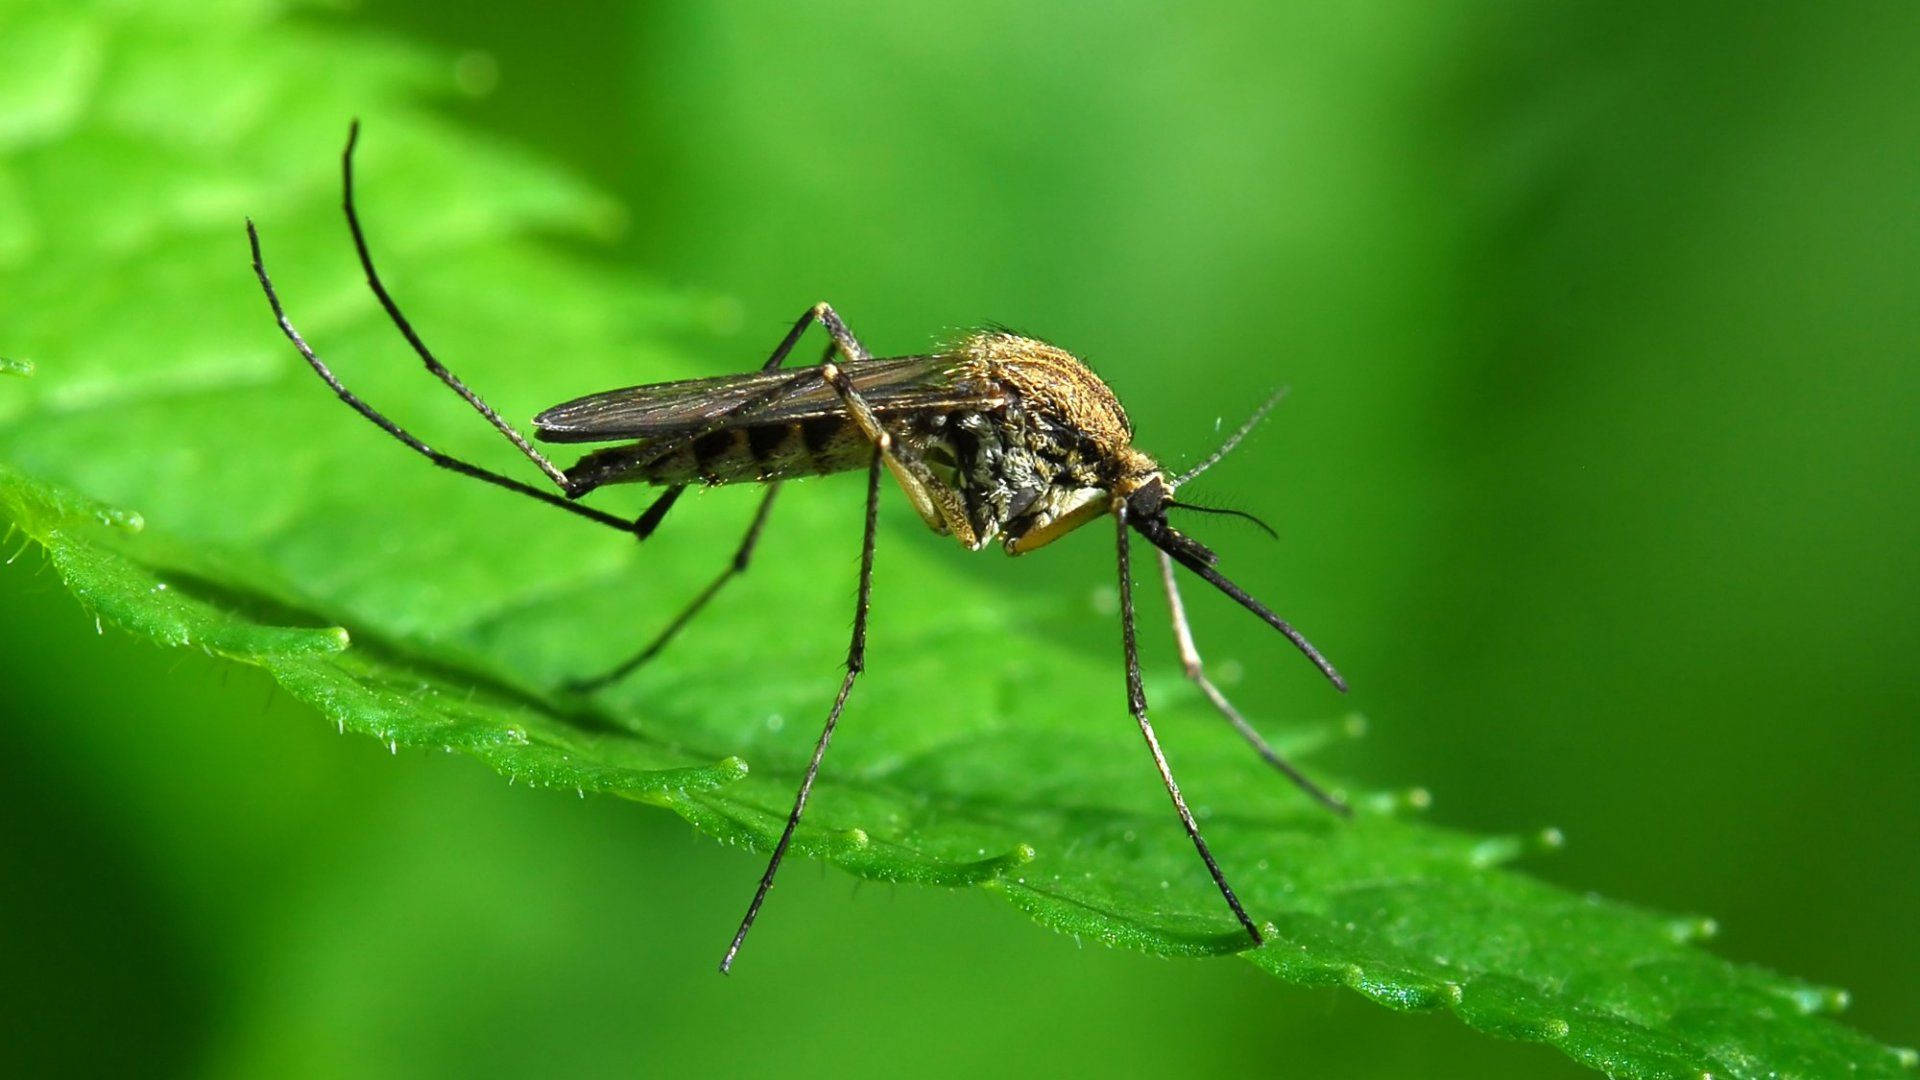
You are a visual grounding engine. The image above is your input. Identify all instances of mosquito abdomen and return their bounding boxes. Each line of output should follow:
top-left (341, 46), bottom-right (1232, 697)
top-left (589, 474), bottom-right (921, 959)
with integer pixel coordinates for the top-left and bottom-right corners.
top-left (564, 417), bottom-right (872, 488)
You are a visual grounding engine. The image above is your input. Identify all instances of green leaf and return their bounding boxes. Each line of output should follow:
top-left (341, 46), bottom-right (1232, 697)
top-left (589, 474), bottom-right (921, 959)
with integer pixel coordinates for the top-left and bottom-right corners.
top-left (0, 5), bottom-right (1909, 1078)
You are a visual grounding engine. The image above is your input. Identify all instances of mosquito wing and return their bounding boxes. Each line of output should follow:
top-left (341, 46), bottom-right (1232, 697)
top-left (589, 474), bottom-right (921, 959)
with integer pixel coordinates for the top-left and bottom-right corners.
top-left (533, 356), bottom-right (995, 443)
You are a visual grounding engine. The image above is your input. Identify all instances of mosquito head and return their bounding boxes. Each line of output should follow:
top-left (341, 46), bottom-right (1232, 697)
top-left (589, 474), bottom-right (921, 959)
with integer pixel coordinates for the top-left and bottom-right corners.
top-left (1122, 474), bottom-right (1220, 569)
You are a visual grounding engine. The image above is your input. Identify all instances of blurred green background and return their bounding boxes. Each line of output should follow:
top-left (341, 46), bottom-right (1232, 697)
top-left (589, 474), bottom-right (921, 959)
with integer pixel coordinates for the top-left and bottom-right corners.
top-left (2, 1), bottom-right (1914, 1076)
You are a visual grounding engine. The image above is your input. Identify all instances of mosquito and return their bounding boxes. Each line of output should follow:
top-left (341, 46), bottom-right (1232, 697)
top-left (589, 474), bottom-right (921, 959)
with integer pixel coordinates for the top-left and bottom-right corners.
top-left (245, 123), bottom-right (1350, 974)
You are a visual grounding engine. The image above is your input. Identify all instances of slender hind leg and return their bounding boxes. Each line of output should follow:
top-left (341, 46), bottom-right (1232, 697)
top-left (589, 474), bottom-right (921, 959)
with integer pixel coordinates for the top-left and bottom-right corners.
top-left (335, 121), bottom-right (583, 496)
top-left (250, 120), bottom-right (882, 550)
top-left (247, 220), bottom-right (642, 535)
top-left (248, 121), bottom-right (652, 535)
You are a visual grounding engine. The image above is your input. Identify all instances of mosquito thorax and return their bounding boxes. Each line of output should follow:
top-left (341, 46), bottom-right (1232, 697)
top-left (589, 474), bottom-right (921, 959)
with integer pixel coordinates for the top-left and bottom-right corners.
top-left (907, 331), bottom-right (1167, 555)
top-left (949, 331), bottom-right (1135, 453)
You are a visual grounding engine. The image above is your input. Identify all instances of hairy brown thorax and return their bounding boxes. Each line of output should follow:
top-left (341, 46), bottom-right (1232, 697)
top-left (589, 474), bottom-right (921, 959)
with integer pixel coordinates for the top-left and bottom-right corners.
top-left (903, 331), bottom-right (1159, 552)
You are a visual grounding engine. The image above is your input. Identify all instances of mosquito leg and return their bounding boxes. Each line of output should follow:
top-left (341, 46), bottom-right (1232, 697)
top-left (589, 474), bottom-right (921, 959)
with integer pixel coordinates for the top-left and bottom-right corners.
top-left (810, 343), bottom-right (977, 544)
top-left (333, 121), bottom-right (592, 495)
top-left (1157, 549), bottom-right (1350, 816)
top-left (564, 483), bottom-right (783, 693)
top-left (1116, 504), bottom-right (1264, 947)
top-left (720, 448), bottom-right (882, 974)
top-left (246, 221), bottom-right (643, 535)
top-left (268, 126), bottom-right (876, 543)
top-left (806, 301), bottom-right (873, 361)
top-left (252, 123), bottom-right (656, 534)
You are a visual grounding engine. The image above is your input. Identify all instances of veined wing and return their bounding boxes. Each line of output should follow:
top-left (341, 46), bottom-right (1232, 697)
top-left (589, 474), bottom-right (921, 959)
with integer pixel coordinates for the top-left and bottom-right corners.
top-left (534, 355), bottom-right (997, 443)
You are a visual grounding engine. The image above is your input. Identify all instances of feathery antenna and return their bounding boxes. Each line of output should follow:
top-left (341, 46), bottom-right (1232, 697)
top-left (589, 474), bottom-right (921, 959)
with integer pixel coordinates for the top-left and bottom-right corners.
top-left (1174, 386), bottom-right (1287, 488)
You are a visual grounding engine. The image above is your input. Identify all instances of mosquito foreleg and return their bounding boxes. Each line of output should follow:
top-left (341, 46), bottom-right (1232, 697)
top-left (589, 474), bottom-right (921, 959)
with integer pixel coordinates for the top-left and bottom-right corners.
top-left (1117, 506), bottom-right (1264, 947)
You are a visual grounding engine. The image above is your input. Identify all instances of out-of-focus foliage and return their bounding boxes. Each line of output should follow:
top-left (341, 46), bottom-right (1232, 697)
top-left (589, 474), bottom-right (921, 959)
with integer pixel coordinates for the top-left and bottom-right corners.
top-left (1, 1), bottom-right (1913, 1078)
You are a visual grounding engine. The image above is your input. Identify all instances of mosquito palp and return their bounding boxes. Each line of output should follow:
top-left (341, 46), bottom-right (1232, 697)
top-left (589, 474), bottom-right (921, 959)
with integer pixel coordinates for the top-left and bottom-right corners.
top-left (248, 124), bottom-right (1350, 974)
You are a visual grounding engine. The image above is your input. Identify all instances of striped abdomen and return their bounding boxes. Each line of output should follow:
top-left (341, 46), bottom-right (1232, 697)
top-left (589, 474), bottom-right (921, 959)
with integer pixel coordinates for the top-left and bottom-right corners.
top-left (563, 416), bottom-right (873, 489)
